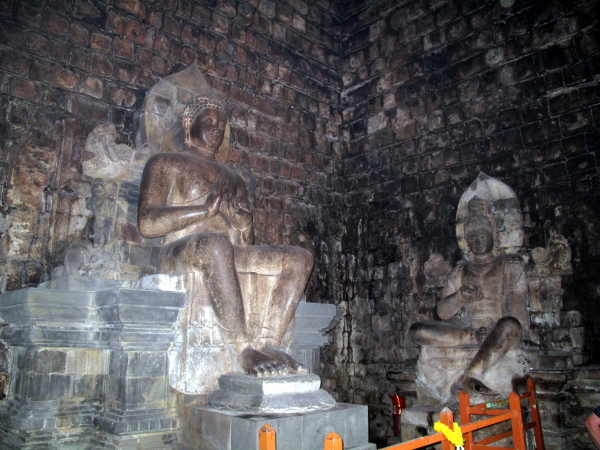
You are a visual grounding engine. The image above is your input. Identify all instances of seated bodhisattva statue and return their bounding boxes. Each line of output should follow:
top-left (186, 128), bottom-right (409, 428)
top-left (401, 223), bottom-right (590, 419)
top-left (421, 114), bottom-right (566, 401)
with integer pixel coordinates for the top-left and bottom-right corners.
top-left (410, 196), bottom-right (531, 395)
top-left (137, 96), bottom-right (314, 377)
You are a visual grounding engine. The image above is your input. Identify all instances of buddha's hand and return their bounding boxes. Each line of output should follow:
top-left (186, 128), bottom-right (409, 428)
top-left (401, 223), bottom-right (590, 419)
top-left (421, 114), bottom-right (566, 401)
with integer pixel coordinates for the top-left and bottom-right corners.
top-left (206, 180), bottom-right (230, 217)
top-left (459, 285), bottom-right (483, 303)
top-left (228, 194), bottom-right (251, 214)
top-left (219, 182), bottom-right (252, 229)
top-left (227, 194), bottom-right (253, 229)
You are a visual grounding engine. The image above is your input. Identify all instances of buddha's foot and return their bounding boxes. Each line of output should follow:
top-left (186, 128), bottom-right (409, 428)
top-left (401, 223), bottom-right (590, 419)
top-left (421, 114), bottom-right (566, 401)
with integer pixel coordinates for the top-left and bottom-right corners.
top-left (241, 348), bottom-right (289, 377)
top-left (454, 375), bottom-right (498, 396)
top-left (240, 346), bottom-right (309, 377)
top-left (260, 346), bottom-right (309, 374)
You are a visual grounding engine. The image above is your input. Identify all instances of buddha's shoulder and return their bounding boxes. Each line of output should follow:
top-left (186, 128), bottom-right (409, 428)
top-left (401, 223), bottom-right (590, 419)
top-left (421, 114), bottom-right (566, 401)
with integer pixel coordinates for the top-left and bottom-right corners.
top-left (147, 151), bottom-right (199, 163)
top-left (145, 151), bottom-right (220, 170)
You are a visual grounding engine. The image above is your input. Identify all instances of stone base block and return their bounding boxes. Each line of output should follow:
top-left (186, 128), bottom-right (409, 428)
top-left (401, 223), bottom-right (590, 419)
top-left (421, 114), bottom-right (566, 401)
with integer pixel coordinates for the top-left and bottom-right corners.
top-left (399, 405), bottom-right (446, 443)
top-left (85, 430), bottom-right (180, 450)
top-left (530, 367), bottom-right (600, 450)
top-left (205, 373), bottom-right (336, 414)
top-left (181, 402), bottom-right (376, 450)
top-left (416, 345), bottom-right (537, 404)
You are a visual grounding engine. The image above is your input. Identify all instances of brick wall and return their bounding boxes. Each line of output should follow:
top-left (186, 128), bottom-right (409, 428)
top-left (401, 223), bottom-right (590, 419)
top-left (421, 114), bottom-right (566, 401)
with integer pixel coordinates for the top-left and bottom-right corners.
top-left (326, 0), bottom-right (600, 440)
top-left (0, 0), bottom-right (344, 303)
top-left (1, 0), bottom-right (600, 443)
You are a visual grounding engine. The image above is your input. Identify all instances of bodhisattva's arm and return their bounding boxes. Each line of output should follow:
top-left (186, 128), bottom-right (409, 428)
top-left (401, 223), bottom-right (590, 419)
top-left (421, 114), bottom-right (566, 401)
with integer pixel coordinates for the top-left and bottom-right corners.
top-left (137, 156), bottom-right (223, 238)
top-left (437, 265), bottom-right (483, 320)
top-left (503, 255), bottom-right (531, 339)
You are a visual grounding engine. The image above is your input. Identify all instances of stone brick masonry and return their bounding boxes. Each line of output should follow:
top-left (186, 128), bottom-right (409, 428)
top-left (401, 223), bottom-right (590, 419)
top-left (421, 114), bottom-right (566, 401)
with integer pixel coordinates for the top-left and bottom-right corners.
top-left (0, 0), bottom-right (344, 301)
top-left (330, 0), bottom-right (600, 442)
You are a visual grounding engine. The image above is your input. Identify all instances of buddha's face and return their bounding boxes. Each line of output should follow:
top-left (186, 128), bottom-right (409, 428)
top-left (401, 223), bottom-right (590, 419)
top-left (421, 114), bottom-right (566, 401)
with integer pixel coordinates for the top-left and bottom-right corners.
top-left (465, 225), bottom-right (494, 256)
top-left (188, 108), bottom-right (226, 152)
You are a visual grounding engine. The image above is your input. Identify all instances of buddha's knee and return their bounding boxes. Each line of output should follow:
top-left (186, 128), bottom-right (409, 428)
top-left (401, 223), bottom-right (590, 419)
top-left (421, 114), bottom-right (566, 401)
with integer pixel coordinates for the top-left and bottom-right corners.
top-left (291, 246), bottom-right (314, 271)
top-left (194, 233), bottom-right (234, 266)
top-left (277, 245), bottom-right (313, 273)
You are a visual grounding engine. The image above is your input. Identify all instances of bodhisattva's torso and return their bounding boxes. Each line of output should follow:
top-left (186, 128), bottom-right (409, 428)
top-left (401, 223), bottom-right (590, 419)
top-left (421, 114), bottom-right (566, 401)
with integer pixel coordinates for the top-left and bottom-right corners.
top-left (147, 151), bottom-right (251, 246)
top-left (444, 256), bottom-right (507, 330)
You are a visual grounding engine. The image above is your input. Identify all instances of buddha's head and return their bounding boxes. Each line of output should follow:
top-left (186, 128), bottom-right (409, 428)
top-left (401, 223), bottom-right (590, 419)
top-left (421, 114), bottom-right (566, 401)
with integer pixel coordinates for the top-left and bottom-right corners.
top-left (181, 96), bottom-right (227, 156)
top-left (464, 197), bottom-right (495, 257)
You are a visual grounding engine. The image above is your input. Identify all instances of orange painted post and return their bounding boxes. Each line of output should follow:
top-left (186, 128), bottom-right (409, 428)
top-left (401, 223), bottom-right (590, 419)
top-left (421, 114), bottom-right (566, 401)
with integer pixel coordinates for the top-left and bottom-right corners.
top-left (458, 390), bottom-right (473, 450)
top-left (509, 392), bottom-right (526, 450)
top-left (527, 378), bottom-right (545, 450)
top-left (259, 424), bottom-right (277, 450)
top-left (439, 407), bottom-right (454, 450)
top-left (324, 431), bottom-right (343, 450)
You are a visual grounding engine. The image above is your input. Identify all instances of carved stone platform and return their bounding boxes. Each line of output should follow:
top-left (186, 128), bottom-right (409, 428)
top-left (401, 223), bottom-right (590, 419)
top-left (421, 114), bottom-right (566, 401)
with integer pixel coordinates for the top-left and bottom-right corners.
top-left (206, 374), bottom-right (335, 414)
top-left (290, 301), bottom-right (341, 374)
top-left (0, 278), bottom-right (185, 449)
top-left (181, 402), bottom-right (376, 450)
top-left (530, 367), bottom-right (600, 450)
top-left (416, 344), bottom-right (538, 404)
top-left (0, 277), bottom-right (342, 449)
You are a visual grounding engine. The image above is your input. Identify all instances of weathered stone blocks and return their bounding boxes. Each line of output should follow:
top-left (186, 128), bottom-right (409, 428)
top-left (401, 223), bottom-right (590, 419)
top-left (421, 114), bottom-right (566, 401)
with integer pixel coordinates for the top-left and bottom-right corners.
top-left (0, 280), bottom-right (185, 444)
top-left (183, 403), bottom-right (374, 450)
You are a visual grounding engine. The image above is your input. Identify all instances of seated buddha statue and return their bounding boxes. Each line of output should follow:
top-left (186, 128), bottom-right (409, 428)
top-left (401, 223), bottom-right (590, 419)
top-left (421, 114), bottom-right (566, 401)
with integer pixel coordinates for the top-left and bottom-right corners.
top-left (137, 96), bottom-right (314, 377)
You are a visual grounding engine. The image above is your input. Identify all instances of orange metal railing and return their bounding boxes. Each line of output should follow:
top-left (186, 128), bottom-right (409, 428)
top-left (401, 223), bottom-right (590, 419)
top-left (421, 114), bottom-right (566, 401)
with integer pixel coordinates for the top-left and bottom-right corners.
top-left (258, 379), bottom-right (544, 450)
top-left (382, 407), bottom-right (455, 450)
top-left (459, 378), bottom-right (545, 450)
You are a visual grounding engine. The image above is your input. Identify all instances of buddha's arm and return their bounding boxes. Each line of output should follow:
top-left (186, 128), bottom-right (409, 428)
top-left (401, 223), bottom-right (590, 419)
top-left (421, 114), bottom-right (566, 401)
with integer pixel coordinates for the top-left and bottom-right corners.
top-left (223, 185), bottom-right (254, 245)
top-left (137, 157), bottom-right (222, 238)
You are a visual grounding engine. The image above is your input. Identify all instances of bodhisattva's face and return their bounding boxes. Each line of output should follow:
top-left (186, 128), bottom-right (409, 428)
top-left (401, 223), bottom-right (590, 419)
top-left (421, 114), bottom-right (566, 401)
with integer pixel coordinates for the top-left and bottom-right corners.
top-left (465, 226), bottom-right (494, 256)
top-left (188, 108), bottom-right (227, 153)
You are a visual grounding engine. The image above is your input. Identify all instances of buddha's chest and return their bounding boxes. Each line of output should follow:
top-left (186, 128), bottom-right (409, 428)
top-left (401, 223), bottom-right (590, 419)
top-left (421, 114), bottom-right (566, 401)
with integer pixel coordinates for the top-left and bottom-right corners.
top-left (170, 162), bottom-right (242, 205)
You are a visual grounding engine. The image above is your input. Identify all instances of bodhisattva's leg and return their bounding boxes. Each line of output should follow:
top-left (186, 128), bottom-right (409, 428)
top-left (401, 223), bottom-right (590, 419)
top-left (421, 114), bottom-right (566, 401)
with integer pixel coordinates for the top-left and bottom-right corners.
top-left (234, 244), bottom-right (314, 376)
top-left (458, 316), bottom-right (522, 394)
top-left (157, 232), bottom-right (248, 346)
top-left (409, 321), bottom-right (471, 347)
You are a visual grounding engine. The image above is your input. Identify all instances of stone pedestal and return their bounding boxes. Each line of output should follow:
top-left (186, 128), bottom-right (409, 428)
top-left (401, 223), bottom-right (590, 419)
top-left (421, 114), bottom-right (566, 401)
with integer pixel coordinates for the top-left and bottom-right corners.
top-left (416, 344), bottom-right (538, 404)
top-left (181, 402), bottom-right (376, 450)
top-left (0, 277), bottom-right (344, 449)
top-left (389, 368), bottom-right (600, 450)
top-left (290, 301), bottom-right (341, 375)
top-left (206, 373), bottom-right (336, 414)
top-left (397, 405), bottom-right (446, 444)
top-left (0, 278), bottom-right (185, 449)
top-left (530, 367), bottom-right (600, 450)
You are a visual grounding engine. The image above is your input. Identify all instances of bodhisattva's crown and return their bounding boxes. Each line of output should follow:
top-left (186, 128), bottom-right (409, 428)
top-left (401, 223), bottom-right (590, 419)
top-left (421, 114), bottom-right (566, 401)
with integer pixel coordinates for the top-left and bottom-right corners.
top-left (465, 196), bottom-right (493, 232)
